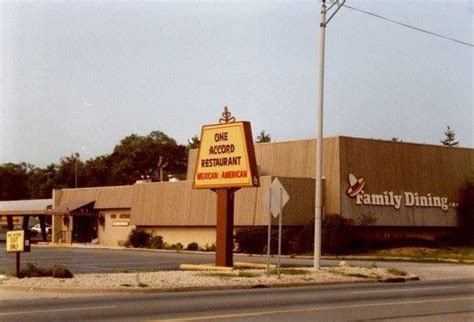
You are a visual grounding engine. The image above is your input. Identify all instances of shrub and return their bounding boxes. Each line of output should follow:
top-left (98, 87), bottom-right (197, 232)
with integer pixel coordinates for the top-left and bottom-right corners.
top-left (128, 229), bottom-right (151, 248)
top-left (186, 242), bottom-right (199, 251)
top-left (322, 215), bottom-right (354, 254)
top-left (234, 227), bottom-right (268, 254)
top-left (17, 263), bottom-right (73, 279)
top-left (118, 240), bottom-right (130, 247)
top-left (234, 227), bottom-right (301, 255)
top-left (147, 236), bottom-right (164, 249)
top-left (293, 215), bottom-right (354, 255)
top-left (52, 266), bottom-right (74, 278)
top-left (172, 243), bottom-right (183, 251)
top-left (203, 243), bottom-right (216, 252)
top-left (18, 263), bottom-right (52, 278)
top-left (164, 242), bottom-right (183, 251)
top-left (458, 181), bottom-right (474, 245)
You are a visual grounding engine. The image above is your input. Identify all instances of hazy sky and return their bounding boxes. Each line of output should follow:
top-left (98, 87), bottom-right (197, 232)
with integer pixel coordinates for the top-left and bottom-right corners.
top-left (1, 0), bottom-right (472, 166)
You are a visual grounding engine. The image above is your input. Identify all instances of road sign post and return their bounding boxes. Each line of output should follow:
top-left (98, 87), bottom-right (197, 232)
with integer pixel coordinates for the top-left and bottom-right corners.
top-left (263, 178), bottom-right (289, 278)
top-left (278, 187), bottom-right (283, 279)
top-left (267, 187), bottom-right (272, 277)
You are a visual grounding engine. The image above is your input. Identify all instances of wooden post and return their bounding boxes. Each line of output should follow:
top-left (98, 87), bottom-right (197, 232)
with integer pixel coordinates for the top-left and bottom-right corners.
top-left (22, 215), bottom-right (30, 230)
top-left (215, 188), bottom-right (236, 267)
top-left (7, 216), bottom-right (14, 230)
top-left (39, 215), bottom-right (47, 241)
top-left (16, 253), bottom-right (20, 277)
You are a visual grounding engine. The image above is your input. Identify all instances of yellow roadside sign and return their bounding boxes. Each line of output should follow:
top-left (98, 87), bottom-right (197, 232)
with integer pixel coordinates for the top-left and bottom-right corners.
top-left (193, 121), bottom-right (259, 189)
top-left (6, 230), bottom-right (25, 253)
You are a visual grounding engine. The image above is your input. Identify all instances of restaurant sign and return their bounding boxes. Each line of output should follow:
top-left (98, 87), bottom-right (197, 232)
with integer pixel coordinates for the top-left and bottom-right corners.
top-left (346, 173), bottom-right (458, 211)
top-left (193, 121), bottom-right (259, 189)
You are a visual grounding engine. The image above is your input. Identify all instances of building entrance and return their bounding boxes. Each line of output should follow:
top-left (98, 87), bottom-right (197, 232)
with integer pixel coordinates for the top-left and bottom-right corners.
top-left (73, 215), bottom-right (98, 243)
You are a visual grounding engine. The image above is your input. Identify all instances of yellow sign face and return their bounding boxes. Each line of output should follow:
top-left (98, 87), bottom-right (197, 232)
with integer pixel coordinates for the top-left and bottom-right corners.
top-left (6, 230), bottom-right (24, 253)
top-left (194, 121), bottom-right (259, 189)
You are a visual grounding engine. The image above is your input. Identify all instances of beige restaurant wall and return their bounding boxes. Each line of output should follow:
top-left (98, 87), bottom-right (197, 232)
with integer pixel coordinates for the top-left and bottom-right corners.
top-left (143, 227), bottom-right (217, 248)
top-left (131, 177), bottom-right (317, 227)
top-left (97, 210), bottom-right (135, 247)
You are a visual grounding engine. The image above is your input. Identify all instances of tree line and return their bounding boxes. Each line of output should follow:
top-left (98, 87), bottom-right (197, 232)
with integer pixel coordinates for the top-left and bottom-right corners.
top-left (0, 131), bottom-right (188, 201)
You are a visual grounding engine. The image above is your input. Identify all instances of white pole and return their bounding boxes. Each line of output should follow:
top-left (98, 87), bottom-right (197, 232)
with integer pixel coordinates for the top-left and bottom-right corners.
top-left (314, 0), bottom-right (326, 270)
top-left (278, 187), bottom-right (282, 279)
top-left (267, 187), bottom-right (272, 277)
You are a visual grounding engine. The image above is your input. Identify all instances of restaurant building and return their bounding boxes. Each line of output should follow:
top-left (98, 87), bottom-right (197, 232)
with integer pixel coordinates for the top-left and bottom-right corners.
top-left (1, 136), bottom-right (472, 247)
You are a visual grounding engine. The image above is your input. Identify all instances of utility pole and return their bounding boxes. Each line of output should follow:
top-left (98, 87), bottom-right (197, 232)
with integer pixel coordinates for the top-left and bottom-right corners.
top-left (158, 156), bottom-right (168, 182)
top-left (72, 152), bottom-right (79, 188)
top-left (74, 158), bottom-right (78, 188)
top-left (314, 0), bottom-right (345, 270)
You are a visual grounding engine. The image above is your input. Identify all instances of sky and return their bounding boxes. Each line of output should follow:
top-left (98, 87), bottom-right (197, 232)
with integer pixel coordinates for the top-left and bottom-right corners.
top-left (1, 0), bottom-right (472, 167)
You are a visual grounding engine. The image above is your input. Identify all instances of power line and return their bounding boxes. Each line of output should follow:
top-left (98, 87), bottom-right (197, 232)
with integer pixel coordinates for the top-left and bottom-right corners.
top-left (344, 4), bottom-right (473, 48)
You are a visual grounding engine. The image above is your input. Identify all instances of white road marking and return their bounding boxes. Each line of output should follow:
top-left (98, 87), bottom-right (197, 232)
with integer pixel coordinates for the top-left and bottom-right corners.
top-left (0, 305), bottom-right (117, 316)
top-left (156, 296), bottom-right (474, 321)
top-left (351, 286), bottom-right (457, 294)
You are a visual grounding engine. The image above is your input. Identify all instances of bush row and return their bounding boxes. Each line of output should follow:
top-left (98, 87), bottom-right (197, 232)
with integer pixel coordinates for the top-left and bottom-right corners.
top-left (127, 229), bottom-right (214, 251)
top-left (234, 215), bottom-right (354, 255)
top-left (17, 263), bottom-right (73, 279)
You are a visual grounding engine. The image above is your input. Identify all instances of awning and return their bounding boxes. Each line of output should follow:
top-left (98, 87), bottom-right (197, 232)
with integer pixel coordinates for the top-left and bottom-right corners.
top-left (46, 200), bottom-right (95, 216)
top-left (0, 199), bottom-right (52, 216)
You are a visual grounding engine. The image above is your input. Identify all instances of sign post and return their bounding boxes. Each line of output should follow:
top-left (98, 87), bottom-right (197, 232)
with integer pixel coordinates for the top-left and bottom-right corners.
top-left (263, 178), bottom-right (289, 278)
top-left (278, 187), bottom-right (283, 279)
top-left (6, 230), bottom-right (30, 277)
top-left (193, 107), bottom-right (259, 267)
top-left (266, 187), bottom-right (272, 277)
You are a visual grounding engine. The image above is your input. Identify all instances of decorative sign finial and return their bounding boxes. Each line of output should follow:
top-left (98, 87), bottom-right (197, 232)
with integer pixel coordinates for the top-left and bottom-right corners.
top-left (219, 106), bottom-right (236, 124)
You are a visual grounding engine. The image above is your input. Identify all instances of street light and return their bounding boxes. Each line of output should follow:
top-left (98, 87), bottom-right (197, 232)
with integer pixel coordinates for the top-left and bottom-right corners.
top-left (314, 0), bottom-right (345, 270)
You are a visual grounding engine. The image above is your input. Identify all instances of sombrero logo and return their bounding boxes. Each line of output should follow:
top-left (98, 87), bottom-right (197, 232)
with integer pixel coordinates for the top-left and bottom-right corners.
top-left (346, 173), bottom-right (365, 198)
top-left (345, 173), bottom-right (457, 211)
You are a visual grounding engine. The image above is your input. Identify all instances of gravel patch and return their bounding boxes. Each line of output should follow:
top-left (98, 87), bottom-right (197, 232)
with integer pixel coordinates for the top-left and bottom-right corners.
top-left (0, 266), bottom-right (417, 292)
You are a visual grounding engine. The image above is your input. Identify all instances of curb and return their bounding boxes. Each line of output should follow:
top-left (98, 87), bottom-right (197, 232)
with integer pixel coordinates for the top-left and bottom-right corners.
top-left (178, 262), bottom-right (277, 271)
top-left (0, 278), bottom-right (388, 295)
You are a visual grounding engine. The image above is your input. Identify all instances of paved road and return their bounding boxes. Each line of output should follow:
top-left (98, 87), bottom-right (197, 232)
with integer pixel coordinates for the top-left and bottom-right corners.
top-left (1, 247), bottom-right (473, 281)
top-left (1, 279), bottom-right (473, 321)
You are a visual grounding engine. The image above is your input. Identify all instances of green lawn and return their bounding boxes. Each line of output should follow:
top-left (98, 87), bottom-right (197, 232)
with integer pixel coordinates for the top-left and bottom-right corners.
top-left (357, 247), bottom-right (474, 262)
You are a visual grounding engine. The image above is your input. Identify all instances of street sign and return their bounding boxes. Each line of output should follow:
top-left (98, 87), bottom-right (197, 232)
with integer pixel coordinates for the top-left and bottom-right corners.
top-left (6, 230), bottom-right (25, 253)
top-left (264, 178), bottom-right (290, 217)
top-left (6, 230), bottom-right (30, 277)
top-left (263, 178), bottom-right (290, 279)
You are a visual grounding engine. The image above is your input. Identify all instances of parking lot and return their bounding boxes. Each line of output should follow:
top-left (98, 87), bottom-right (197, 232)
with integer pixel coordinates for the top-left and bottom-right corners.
top-left (0, 246), bottom-right (215, 274)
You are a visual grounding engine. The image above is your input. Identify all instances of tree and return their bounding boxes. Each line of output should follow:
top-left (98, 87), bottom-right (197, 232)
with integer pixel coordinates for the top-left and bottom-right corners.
top-left (440, 126), bottom-right (459, 146)
top-left (256, 130), bottom-right (271, 143)
top-left (0, 163), bottom-right (30, 200)
top-left (27, 163), bottom-right (57, 199)
top-left (55, 153), bottom-right (83, 188)
top-left (107, 131), bottom-right (187, 185)
top-left (187, 135), bottom-right (200, 150)
top-left (82, 156), bottom-right (109, 187)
